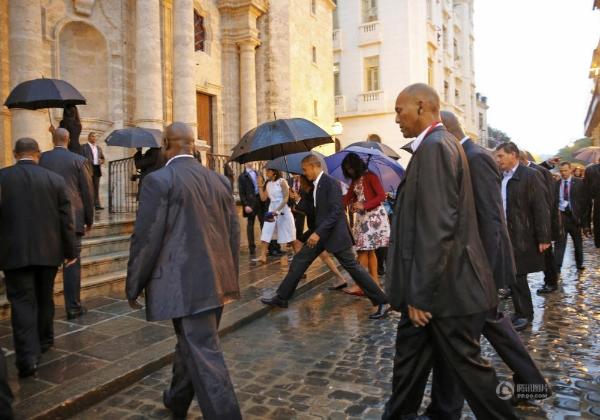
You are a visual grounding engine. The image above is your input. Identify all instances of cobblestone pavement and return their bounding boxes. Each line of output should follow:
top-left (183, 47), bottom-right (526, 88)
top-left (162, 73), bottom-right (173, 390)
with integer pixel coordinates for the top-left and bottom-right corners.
top-left (77, 239), bottom-right (600, 419)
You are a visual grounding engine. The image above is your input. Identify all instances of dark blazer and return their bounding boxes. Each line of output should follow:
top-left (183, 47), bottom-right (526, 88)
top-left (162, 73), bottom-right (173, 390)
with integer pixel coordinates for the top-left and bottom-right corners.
top-left (462, 139), bottom-right (516, 290)
top-left (529, 162), bottom-right (561, 241)
top-left (134, 148), bottom-right (166, 183)
top-left (238, 170), bottom-right (260, 217)
top-left (126, 156), bottom-right (241, 322)
top-left (584, 163), bottom-right (600, 201)
top-left (555, 177), bottom-right (590, 226)
top-left (0, 161), bottom-right (77, 270)
top-left (386, 127), bottom-right (497, 317)
top-left (505, 164), bottom-right (551, 275)
top-left (81, 143), bottom-right (105, 176)
top-left (40, 147), bottom-right (94, 234)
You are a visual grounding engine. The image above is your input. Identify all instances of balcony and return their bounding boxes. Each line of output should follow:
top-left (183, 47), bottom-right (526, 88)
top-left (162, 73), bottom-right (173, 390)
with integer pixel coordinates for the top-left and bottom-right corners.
top-left (335, 95), bottom-right (345, 115)
top-left (357, 90), bottom-right (386, 114)
top-left (358, 21), bottom-right (382, 47)
top-left (333, 29), bottom-right (342, 51)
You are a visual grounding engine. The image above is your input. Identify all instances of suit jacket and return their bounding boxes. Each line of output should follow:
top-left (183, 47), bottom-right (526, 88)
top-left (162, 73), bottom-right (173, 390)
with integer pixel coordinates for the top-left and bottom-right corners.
top-left (555, 177), bottom-right (590, 227)
top-left (462, 138), bottom-right (516, 290)
top-left (40, 147), bottom-right (94, 235)
top-left (0, 161), bottom-right (77, 270)
top-left (81, 143), bottom-right (105, 176)
top-left (386, 127), bottom-right (497, 317)
top-left (126, 156), bottom-right (241, 321)
top-left (238, 170), bottom-right (260, 217)
top-left (584, 163), bottom-right (600, 201)
top-left (505, 164), bottom-right (551, 275)
top-left (134, 148), bottom-right (166, 183)
top-left (529, 162), bottom-right (561, 241)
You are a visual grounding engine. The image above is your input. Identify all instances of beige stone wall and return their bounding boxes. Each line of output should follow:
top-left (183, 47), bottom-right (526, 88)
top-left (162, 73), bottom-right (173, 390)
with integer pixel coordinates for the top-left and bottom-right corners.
top-left (0, 0), bottom-right (11, 167)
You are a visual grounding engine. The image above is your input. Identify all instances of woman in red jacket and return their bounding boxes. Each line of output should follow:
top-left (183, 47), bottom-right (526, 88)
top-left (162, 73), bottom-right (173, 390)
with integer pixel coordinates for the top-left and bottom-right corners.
top-left (342, 153), bottom-right (390, 295)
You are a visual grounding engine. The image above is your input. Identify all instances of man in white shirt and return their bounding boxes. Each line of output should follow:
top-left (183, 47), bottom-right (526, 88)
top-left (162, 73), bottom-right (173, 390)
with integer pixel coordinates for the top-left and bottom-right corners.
top-left (82, 132), bottom-right (106, 210)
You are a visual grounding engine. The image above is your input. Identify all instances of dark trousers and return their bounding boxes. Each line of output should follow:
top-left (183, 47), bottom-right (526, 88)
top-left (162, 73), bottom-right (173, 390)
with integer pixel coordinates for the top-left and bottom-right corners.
top-left (542, 244), bottom-right (559, 288)
top-left (4, 266), bottom-right (57, 371)
top-left (276, 243), bottom-right (387, 306)
top-left (426, 310), bottom-right (546, 419)
top-left (382, 312), bottom-right (517, 420)
top-left (293, 211), bottom-right (306, 241)
top-left (376, 247), bottom-right (387, 273)
top-left (593, 199), bottom-right (600, 248)
top-left (512, 274), bottom-right (534, 321)
top-left (92, 165), bottom-right (101, 207)
top-left (63, 234), bottom-right (83, 313)
top-left (0, 349), bottom-right (13, 420)
top-left (164, 307), bottom-right (241, 420)
top-left (555, 211), bottom-right (583, 270)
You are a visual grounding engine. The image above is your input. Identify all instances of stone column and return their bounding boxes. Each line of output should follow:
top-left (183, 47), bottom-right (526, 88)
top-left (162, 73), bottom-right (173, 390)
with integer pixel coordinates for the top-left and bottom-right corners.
top-left (172, 0), bottom-right (197, 128)
top-left (238, 38), bottom-right (260, 137)
top-left (8, 0), bottom-right (48, 149)
top-left (134, 0), bottom-right (163, 129)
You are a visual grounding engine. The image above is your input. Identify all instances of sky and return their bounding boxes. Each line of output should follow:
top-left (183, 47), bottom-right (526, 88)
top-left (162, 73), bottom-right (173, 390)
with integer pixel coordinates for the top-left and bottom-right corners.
top-left (474, 1), bottom-right (599, 156)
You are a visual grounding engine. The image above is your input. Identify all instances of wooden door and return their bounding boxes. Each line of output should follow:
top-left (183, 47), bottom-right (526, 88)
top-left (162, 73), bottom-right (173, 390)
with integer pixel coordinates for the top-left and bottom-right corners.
top-left (196, 92), bottom-right (213, 151)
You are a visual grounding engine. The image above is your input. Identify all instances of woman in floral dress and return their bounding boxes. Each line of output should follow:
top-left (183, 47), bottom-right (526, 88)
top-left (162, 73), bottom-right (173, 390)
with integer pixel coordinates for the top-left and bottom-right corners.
top-left (342, 153), bottom-right (390, 295)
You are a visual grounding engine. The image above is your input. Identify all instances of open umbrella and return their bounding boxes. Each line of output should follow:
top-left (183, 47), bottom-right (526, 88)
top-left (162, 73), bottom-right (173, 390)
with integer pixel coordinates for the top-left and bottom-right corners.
top-left (346, 141), bottom-right (400, 160)
top-left (266, 151), bottom-right (326, 175)
top-left (229, 118), bottom-right (333, 164)
top-left (4, 78), bottom-right (86, 124)
top-left (325, 146), bottom-right (405, 192)
top-left (105, 127), bottom-right (162, 148)
top-left (574, 146), bottom-right (600, 164)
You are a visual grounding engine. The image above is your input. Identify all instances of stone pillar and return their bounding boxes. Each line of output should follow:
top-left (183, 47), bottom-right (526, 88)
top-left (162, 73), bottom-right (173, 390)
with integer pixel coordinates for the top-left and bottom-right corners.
top-left (238, 38), bottom-right (260, 137)
top-left (172, 0), bottom-right (197, 128)
top-left (8, 0), bottom-right (48, 150)
top-left (134, 0), bottom-right (163, 129)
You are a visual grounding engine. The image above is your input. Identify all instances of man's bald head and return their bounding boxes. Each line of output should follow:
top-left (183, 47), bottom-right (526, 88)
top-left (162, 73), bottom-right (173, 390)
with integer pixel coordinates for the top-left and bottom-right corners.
top-left (395, 83), bottom-right (442, 138)
top-left (53, 127), bottom-right (70, 146)
top-left (440, 110), bottom-right (466, 141)
top-left (164, 122), bottom-right (195, 159)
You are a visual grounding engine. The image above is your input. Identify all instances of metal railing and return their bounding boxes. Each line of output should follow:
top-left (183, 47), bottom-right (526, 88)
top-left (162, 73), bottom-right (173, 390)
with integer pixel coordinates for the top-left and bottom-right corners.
top-left (206, 153), bottom-right (265, 197)
top-left (108, 157), bottom-right (139, 214)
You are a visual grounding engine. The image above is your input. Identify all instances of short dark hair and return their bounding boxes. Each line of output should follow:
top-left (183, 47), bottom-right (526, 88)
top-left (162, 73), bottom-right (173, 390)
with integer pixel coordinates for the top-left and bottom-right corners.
top-left (341, 152), bottom-right (367, 181)
top-left (14, 137), bottom-right (40, 155)
top-left (559, 161), bottom-right (571, 168)
top-left (301, 154), bottom-right (322, 167)
top-left (495, 142), bottom-right (520, 156)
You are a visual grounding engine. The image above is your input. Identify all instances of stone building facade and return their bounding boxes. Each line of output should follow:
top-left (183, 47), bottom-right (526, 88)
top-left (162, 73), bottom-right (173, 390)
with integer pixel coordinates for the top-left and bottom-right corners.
top-left (0, 0), bottom-right (336, 199)
top-left (333, 0), bottom-right (486, 161)
top-left (585, 1), bottom-right (600, 147)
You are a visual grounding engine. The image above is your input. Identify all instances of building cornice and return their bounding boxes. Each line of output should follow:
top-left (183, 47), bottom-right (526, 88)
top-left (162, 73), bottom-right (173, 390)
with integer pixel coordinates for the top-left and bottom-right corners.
top-left (218, 0), bottom-right (268, 15)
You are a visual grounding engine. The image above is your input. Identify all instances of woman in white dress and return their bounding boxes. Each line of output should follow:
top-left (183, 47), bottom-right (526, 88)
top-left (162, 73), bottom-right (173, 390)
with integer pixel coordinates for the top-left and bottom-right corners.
top-left (255, 168), bottom-right (296, 264)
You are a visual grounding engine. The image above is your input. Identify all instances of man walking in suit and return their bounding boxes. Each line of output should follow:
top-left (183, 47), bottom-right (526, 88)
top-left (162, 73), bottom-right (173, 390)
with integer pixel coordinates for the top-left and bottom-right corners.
top-left (81, 132), bottom-right (105, 210)
top-left (261, 154), bottom-right (390, 319)
top-left (495, 142), bottom-right (551, 330)
top-left (383, 84), bottom-right (516, 420)
top-left (126, 122), bottom-right (242, 420)
top-left (584, 159), bottom-right (600, 247)
top-left (554, 161), bottom-right (589, 273)
top-left (0, 138), bottom-right (77, 377)
top-left (238, 163), bottom-right (263, 255)
top-left (40, 128), bottom-right (94, 320)
top-left (424, 111), bottom-right (549, 419)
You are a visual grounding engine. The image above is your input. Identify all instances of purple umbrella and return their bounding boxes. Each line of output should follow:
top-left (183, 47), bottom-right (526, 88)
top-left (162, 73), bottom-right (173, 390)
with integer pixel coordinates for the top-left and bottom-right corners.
top-left (574, 146), bottom-right (600, 164)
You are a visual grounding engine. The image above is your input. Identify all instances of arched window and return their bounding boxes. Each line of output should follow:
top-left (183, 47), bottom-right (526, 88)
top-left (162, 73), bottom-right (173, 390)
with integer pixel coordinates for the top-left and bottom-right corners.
top-left (194, 10), bottom-right (206, 52)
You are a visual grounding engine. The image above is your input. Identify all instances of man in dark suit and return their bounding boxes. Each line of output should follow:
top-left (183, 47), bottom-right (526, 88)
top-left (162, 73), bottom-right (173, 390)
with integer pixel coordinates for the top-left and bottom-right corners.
top-left (261, 154), bottom-right (390, 319)
top-left (554, 161), bottom-right (590, 272)
top-left (584, 159), bottom-right (600, 247)
top-left (383, 84), bottom-right (516, 420)
top-left (126, 122), bottom-right (242, 419)
top-left (238, 163), bottom-right (263, 255)
top-left (0, 138), bottom-right (77, 377)
top-left (424, 112), bottom-right (548, 419)
top-left (81, 132), bottom-right (105, 210)
top-left (495, 142), bottom-right (551, 330)
top-left (40, 128), bottom-right (94, 319)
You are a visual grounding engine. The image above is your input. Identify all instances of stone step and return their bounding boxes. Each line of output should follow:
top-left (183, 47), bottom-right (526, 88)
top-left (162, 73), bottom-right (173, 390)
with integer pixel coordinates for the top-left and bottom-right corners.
top-left (86, 218), bottom-right (135, 239)
top-left (57, 251), bottom-right (130, 280)
top-left (81, 234), bottom-right (131, 258)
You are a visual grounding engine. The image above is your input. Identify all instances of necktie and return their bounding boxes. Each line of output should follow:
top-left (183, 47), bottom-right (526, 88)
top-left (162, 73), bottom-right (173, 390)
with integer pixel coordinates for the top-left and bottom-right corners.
top-left (563, 180), bottom-right (569, 205)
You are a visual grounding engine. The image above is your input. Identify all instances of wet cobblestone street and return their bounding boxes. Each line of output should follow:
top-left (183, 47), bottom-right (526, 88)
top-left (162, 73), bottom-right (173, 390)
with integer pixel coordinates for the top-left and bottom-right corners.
top-left (77, 239), bottom-right (600, 419)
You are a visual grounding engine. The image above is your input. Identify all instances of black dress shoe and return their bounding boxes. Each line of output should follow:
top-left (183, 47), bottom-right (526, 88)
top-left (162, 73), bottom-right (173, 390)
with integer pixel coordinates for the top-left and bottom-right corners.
top-left (163, 390), bottom-right (187, 420)
top-left (536, 285), bottom-right (557, 294)
top-left (328, 282), bottom-right (348, 291)
top-left (18, 364), bottom-right (37, 378)
top-left (261, 295), bottom-right (288, 308)
top-left (512, 318), bottom-right (529, 331)
top-left (66, 306), bottom-right (88, 320)
top-left (369, 304), bottom-right (390, 319)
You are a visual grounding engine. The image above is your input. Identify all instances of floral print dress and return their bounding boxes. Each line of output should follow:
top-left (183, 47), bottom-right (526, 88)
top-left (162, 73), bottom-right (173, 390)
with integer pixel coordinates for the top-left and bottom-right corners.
top-left (352, 178), bottom-right (391, 251)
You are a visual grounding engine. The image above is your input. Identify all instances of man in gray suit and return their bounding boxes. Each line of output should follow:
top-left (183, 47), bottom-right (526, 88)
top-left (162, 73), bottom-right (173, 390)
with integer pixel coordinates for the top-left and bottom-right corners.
top-left (126, 122), bottom-right (242, 420)
top-left (40, 128), bottom-right (94, 319)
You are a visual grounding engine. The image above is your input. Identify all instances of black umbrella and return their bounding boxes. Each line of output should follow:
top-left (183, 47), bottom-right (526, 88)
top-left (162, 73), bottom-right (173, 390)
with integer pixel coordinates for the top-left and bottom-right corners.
top-left (266, 151), bottom-right (326, 175)
top-left (4, 78), bottom-right (86, 124)
top-left (229, 118), bottom-right (333, 164)
top-left (105, 127), bottom-right (162, 148)
top-left (346, 141), bottom-right (401, 160)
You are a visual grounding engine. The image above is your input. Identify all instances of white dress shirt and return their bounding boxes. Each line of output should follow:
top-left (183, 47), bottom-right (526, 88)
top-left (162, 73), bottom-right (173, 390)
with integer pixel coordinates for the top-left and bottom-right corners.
top-left (558, 176), bottom-right (573, 212)
top-left (411, 122), bottom-right (444, 152)
top-left (90, 143), bottom-right (99, 165)
top-left (313, 171), bottom-right (324, 206)
top-left (501, 162), bottom-right (520, 216)
top-left (459, 136), bottom-right (470, 145)
top-left (165, 154), bottom-right (194, 166)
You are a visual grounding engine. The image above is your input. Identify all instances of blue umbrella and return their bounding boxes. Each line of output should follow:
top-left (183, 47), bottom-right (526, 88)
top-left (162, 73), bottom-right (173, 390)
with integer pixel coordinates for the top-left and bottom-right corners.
top-left (266, 151), bottom-right (326, 175)
top-left (325, 146), bottom-right (405, 192)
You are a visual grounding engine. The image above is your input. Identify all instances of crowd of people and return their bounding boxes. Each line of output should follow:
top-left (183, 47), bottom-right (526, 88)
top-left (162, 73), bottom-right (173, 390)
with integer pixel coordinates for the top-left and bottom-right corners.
top-left (1, 81), bottom-right (600, 419)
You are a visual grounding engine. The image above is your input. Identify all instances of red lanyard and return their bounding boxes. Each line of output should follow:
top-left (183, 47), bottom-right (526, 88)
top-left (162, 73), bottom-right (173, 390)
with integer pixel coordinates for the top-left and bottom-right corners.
top-left (423, 121), bottom-right (442, 139)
